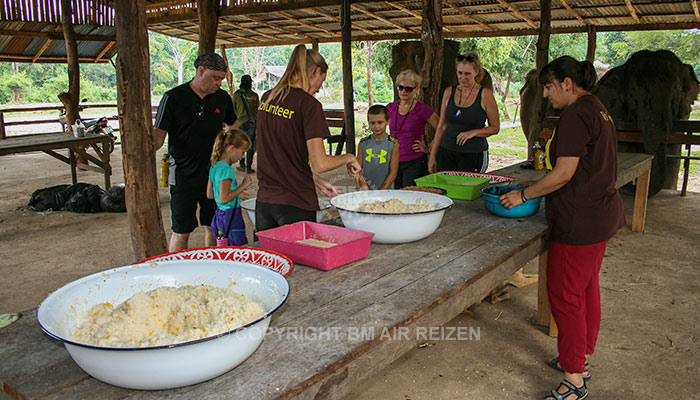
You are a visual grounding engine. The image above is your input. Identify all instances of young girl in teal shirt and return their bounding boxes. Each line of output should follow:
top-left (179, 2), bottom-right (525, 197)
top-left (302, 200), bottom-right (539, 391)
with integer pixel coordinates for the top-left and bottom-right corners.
top-left (207, 129), bottom-right (252, 246)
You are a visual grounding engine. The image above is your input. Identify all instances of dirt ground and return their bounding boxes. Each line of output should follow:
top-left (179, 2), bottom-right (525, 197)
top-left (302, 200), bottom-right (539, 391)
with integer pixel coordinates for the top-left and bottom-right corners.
top-left (1, 145), bottom-right (699, 399)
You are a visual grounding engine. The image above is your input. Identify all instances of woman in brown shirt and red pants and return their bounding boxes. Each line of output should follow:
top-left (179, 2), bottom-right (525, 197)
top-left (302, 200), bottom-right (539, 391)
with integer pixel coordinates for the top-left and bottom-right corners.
top-left (500, 56), bottom-right (625, 400)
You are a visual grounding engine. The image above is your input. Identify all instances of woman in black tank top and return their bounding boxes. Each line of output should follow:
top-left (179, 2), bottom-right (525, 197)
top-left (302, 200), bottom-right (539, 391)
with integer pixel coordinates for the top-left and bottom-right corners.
top-left (428, 52), bottom-right (500, 173)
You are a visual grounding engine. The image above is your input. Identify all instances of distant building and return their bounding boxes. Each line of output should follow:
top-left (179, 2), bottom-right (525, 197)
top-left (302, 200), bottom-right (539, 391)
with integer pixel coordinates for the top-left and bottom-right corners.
top-left (254, 66), bottom-right (286, 91)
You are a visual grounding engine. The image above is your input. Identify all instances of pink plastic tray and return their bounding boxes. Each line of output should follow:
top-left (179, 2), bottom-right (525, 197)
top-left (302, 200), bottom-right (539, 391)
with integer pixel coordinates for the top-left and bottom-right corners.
top-left (256, 221), bottom-right (373, 271)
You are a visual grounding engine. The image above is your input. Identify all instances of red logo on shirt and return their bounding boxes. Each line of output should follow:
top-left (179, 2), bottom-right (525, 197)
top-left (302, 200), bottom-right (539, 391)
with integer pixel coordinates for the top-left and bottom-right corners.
top-left (215, 108), bottom-right (221, 113)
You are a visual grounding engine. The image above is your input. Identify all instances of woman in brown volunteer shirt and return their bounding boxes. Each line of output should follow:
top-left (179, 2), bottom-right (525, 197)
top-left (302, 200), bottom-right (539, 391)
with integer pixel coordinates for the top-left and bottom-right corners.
top-left (500, 56), bottom-right (625, 400)
top-left (255, 44), bottom-right (361, 231)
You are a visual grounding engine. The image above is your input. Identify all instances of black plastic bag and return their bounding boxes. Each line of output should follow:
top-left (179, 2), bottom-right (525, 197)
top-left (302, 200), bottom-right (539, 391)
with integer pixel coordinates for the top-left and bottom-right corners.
top-left (100, 185), bottom-right (127, 213)
top-left (63, 184), bottom-right (105, 213)
top-left (28, 184), bottom-right (70, 211)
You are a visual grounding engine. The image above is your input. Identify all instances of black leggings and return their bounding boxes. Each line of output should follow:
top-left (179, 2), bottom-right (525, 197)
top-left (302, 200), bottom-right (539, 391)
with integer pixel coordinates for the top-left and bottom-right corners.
top-left (255, 201), bottom-right (315, 232)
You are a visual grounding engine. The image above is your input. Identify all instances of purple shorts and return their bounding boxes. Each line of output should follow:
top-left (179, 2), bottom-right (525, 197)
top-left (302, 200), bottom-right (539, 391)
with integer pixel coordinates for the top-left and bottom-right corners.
top-left (210, 206), bottom-right (247, 246)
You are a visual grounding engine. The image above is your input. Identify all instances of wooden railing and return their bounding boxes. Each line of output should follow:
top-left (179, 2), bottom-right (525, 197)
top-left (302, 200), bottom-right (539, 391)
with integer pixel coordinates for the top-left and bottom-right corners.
top-left (0, 104), bottom-right (159, 140)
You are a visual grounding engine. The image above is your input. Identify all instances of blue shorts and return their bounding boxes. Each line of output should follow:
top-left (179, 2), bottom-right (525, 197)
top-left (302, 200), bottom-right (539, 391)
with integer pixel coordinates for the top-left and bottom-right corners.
top-left (210, 206), bottom-right (247, 246)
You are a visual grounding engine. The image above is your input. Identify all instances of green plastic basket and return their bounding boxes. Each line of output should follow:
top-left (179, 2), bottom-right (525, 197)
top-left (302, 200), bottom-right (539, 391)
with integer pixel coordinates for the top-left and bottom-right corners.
top-left (414, 174), bottom-right (490, 200)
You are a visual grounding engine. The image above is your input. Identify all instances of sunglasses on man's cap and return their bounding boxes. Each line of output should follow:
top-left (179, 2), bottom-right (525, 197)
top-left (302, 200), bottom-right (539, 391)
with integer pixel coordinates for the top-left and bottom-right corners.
top-left (397, 85), bottom-right (415, 93)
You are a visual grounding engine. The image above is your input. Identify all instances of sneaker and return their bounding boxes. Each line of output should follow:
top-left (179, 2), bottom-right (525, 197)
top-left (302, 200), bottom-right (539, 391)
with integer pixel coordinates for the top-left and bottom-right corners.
top-left (246, 168), bottom-right (256, 173)
top-left (236, 166), bottom-right (246, 172)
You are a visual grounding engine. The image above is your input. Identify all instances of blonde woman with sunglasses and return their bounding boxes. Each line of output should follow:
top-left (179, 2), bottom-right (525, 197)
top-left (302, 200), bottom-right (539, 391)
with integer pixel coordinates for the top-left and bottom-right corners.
top-left (387, 69), bottom-right (439, 188)
top-left (429, 52), bottom-right (500, 174)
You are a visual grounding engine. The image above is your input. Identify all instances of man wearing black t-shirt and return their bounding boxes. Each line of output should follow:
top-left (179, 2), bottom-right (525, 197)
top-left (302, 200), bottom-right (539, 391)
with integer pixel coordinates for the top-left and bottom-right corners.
top-left (154, 53), bottom-right (236, 252)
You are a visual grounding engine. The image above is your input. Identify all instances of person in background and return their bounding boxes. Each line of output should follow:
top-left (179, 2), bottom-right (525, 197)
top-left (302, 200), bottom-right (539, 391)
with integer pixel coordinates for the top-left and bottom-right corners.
top-left (387, 69), bottom-right (439, 188)
top-left (429, 52), bottom-right (500, 173)
top-left (207, 129), bottom-right (252, 246)
top-left (356, 104), bottom-right (399, 190)
top-left (255, 44), bottom-right (361, 232)
top-left (234, 74), bottom-right (259, 174)
top-left (153, 53), bottom-right (236, 252)
top-left (499, 56), bottom-right (625, 400)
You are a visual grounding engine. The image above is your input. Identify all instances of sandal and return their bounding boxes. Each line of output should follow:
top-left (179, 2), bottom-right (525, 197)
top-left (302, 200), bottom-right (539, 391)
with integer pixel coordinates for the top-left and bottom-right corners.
top-left (544, 379), bottom-right (588, 399)
top-left (547, 357), bottom-right (591, 382)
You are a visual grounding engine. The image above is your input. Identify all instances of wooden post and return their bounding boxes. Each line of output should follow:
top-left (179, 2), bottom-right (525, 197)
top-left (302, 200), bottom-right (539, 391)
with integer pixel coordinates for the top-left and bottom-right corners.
top-left (197, 0), bottom-right (219, 55)
top-left (220, 45), bottom-right (234, 95)
top-left (632, 168), bottom-right (651, 232)
top-left (586, 25), bottom-right (596, 63)
top-left (311, 39), bottom-right (319, 52)
top-left (341, 0), bottom-right (355, 155)
top-left (529, 0), bottom-right (551, 157)
top-left (420, 0), bottom-right (444, 138)
top-left (0, 112), bottom-right (5, 139)
top-left (115, 0), bottom-right (168, 260)
top-left (59, 0), bottom-right (79, 129)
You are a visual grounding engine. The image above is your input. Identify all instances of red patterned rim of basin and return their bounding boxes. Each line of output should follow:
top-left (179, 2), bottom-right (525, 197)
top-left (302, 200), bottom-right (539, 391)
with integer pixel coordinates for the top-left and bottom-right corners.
top-left (139, 246), bottom-right (294, 277)
top-left (435, 170), bottom-right (515, 184)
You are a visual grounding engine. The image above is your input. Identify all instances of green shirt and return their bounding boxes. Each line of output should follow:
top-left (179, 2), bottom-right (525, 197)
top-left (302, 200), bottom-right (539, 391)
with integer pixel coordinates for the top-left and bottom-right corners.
top-left (208, 161), bottom-right (239, 210)
top-left (233, 89), bottom-right (260, 125)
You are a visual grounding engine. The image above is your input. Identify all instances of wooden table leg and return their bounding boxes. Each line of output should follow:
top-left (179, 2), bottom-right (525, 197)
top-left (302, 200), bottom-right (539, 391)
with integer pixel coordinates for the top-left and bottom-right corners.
top-left (632, 168), bottom-right (651, 232)
top-left (537, 246), bottom-right (551, 327)
top-left (102, 139), bottom-right (111, 188)
top-left (69, 148), bottom-right (77, 184)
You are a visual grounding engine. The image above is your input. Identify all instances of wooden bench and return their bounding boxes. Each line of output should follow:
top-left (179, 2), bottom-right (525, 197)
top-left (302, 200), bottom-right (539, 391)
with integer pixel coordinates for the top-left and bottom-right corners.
top-left (324, 109), bottom-right (346, 155)
top-left (0, 132), bottom-right (112, 188)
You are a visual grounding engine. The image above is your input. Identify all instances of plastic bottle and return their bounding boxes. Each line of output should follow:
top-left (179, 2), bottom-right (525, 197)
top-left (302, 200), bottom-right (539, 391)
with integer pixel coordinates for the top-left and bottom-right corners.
top-left (533, 143), bottom-right (544, 170)
top-left (160, 153), bottom-right (169, 187)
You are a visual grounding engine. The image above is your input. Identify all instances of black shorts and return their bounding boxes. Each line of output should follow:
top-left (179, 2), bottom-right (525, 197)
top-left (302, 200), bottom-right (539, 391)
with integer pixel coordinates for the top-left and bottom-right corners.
top-left (436, 147), bottom-right (489, 173)
top-left (169, 185), bottom-right (216, 234)
top-left (255, 201), bottom-right (315, 232)
top-left (395, 154), bottom-right (428, 188)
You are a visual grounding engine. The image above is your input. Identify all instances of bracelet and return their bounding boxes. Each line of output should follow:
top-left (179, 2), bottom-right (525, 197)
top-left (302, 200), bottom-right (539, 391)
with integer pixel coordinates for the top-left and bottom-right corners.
top-left (521, 190), bottom-right (528, 203)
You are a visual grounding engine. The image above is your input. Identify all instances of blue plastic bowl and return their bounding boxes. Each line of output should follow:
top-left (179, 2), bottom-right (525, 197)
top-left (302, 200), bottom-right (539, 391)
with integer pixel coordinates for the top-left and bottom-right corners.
top-left (480, 185), bottom-right (542, 218)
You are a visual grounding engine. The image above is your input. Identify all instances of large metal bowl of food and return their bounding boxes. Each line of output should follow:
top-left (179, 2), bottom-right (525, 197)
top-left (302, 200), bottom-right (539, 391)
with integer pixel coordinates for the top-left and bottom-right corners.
top-left (330, 190), bottom-right (453, 244)
top-left (37, 257), bottom-right (289, 390)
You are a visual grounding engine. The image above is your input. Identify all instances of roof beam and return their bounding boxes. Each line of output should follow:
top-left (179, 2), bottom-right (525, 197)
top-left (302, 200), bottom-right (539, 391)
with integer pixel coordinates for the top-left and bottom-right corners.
top-left (493, 0), bottom-right (538, 29)
top-left (559, 0), bottom-right (587, 25)
top-left (691, 0), bottom-right (700, 22)
top-left (387, 2), bottom-right (453, 32)
top-left (94, 41), bottom-right (115, 62)
top-left (444, 0), bottom-right (494, 31)
top-left (0, 30), bottom-right (115, 41)
top-left (274, 11), bottom-right (333, 35)
top-left (624, 0), bottom-right (642, 23)
top-left (219, 21), bottom-right (280, 41)
top-left (245, 14), bottom-right (314, 39)
top-left (32, 39), bottom-right (52, 63)
top-left (351, 3), bottom-right (413, 33)
top-left (312, 8), bottom-right (375, 35)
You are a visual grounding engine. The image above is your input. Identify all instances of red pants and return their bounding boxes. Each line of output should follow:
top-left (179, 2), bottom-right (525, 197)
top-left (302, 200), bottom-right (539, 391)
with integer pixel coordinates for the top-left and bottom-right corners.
top-left (547, 240), bottom-right (608, 374)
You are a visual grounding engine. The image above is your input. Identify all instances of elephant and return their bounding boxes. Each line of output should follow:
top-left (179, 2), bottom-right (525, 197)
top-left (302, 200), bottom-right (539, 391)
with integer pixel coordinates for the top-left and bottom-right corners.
top-left (593, 50), bottom-right (699, 196)
top-left (519, 68), bottom-right (556, 161)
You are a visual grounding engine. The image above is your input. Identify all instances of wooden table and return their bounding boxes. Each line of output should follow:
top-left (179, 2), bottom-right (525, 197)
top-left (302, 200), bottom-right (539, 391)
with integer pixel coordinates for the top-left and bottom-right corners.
top-left (0, 133), bottom-right (112, 188)
top-left (0, 153), bottom-right (652, 399)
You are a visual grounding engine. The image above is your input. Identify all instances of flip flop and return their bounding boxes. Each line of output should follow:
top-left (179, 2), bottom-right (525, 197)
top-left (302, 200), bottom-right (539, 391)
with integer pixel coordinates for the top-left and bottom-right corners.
top-left (547, 357), bottom-right (591, 382)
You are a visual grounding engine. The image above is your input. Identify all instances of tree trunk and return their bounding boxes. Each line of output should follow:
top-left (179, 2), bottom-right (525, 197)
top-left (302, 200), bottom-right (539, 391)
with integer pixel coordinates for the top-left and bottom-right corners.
top-left (586, 25), bottom-right (597, 63)
top-left (197, 0), bottom-right (219, 55)
top-left (501, 71), bottom-right (512, 120)
top-left (366, 41), bottom-right (374, 106)
top-left (526, 0), bottom-right (551, 160)
top-left (420, 0), bottom-right (443, 143)
top-left (220, 45), bottom-right (234, 95)
top-left (115, 0), bottom-right (168, 260)
top-left (59, 0), bottom-right (85, 163)
top-left (341, 0), bottom-right (355, 155)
